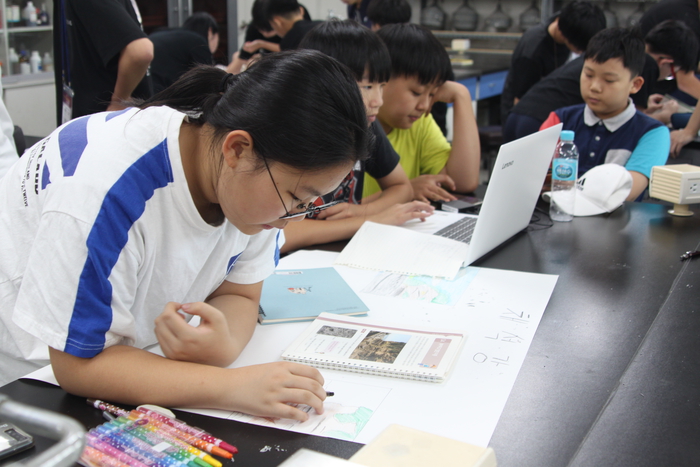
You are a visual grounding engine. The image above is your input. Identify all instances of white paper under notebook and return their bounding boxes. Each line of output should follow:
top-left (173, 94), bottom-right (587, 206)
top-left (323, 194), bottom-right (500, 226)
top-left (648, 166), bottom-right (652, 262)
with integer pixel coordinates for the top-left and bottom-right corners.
top-left (334, 221), bottom-right (468, 279)
top-left (281, 312), bottom-right (465, 382)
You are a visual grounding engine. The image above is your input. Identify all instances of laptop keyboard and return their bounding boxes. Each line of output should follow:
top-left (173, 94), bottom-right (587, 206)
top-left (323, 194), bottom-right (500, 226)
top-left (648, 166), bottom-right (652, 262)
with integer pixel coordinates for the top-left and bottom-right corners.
top-left (433, 216), bottom-right (478, 244)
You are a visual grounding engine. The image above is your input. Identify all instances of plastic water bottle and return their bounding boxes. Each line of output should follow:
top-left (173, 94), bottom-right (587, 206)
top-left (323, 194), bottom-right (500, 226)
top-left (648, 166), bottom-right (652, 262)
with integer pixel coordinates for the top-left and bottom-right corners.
top-left (23, 1), bottom-right (37, 26)
top-left (29, 51), bottom-right (41, 73)
top-left (549, 130), bottom-right (579, 222)
top-left (42, 52), bottom-right (53, 73)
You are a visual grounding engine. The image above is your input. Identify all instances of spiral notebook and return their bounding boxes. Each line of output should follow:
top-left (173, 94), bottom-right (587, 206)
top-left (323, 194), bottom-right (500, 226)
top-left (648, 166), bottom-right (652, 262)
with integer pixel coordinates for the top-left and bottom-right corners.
top-left (280, 313), bottom-right (465, 382)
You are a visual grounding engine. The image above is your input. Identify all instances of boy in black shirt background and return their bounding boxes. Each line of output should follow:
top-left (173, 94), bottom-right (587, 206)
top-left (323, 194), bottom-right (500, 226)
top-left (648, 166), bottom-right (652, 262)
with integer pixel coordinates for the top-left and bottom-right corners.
top-left (500, 0), bottom-right (605, 123)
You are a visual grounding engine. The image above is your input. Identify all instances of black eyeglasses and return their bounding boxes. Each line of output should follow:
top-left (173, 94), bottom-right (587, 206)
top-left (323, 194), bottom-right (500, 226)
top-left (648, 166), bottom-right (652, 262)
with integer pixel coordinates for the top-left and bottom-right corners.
top-left (262, 156), bottom-right (341, 220)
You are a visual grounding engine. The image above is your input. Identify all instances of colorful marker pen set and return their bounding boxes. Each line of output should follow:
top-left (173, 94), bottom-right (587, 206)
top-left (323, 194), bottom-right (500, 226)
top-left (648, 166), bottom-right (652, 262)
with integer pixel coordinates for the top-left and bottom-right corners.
top-left (80, 399), bottom-right (237, 467)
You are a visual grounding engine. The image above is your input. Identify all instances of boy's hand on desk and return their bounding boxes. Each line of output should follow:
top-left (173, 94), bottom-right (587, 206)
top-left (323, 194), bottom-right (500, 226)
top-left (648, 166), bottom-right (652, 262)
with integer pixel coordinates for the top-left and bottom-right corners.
top-left (368, 200), bottom-right (434, 225)
top-left (411, 174), bottom-right (457, 202)
top-left (154, 301), bottom-right (236, 367)
top-left (645, 94), bottom-right (665, 113)
top-left (644, 94), bottom-right (679, 125)
top-left (227, 362), bottom-right (326, 421)
top-left (670, 128), bottom-right (696, 157)
top-left (316, 202), bottom-right (365, 220)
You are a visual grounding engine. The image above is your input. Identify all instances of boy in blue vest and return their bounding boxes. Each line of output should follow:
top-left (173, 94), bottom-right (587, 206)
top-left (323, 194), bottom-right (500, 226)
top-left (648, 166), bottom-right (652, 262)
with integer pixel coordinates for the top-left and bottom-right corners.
top-left (540, 27), bottom-right (670, 201)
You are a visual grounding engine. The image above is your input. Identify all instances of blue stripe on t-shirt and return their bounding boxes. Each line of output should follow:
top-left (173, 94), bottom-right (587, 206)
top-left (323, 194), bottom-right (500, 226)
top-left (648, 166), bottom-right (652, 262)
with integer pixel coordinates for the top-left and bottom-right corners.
top-left (41, 162), bottom-right (51, 190)
top-left (105, 108), bottom-right (131, 122)
top-left (274, 231), bottom-right (281, 266)
top-left (226, 253), bottom-right (243, 276)
top-left (58, 116), bottom-right (90, 177)
top-left (64, 139), bottom-right (174, 357)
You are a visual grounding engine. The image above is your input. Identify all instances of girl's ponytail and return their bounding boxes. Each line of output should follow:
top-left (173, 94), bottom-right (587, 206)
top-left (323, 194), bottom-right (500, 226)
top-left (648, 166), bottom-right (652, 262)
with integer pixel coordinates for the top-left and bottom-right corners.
top-left (138, 66), bottom-right (229, 122)
top-left (141, 50), bottom-right (371, 172)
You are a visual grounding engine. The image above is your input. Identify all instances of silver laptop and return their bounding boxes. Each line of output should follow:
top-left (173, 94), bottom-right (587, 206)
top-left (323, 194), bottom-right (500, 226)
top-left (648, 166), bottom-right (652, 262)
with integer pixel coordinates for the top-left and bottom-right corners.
top-left (433, 123), bottom-right (562, 266)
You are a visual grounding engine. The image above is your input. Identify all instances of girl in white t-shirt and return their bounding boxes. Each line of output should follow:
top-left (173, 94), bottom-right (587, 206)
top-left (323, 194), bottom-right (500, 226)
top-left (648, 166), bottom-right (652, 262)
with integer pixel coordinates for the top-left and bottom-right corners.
top-left (0, 50), bottom-right (370, 422)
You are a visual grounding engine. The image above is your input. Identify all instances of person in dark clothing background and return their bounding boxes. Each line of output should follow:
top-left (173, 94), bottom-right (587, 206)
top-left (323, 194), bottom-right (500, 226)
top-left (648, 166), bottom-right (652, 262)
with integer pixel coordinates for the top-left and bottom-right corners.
top-left (343, 0), bottom-right (372, 28)
top-left (266, 0), bottom-right (323, 50)
top-left (639, 0), bottom-right (700, 63)
top-left (366, 0), bottom-right (411, 30)
top-left (63, 0), bottom-right (153, 119)
top-left (227, 0), bottom-right (311, 73)
top-left (149, 12), bottom-right (219, 94)
top-left (500, 0), bottom-right (605, 124)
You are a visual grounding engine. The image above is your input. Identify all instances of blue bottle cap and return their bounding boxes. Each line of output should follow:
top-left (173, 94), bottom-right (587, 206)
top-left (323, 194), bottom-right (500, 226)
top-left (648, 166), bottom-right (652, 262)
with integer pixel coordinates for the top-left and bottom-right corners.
top-left (560, 130), bottom-right (575, 141)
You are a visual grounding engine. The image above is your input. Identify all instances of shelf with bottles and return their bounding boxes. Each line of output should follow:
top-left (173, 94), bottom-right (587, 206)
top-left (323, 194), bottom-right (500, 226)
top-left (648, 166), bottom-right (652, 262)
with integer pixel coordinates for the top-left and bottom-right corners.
top-left (7, 25), bottom-right (54, 77)
top-left (598, 0), bottom-right (654, 29)
top-left (421, 0), bottom-right (543, 34)
top-left (1, 1), bottom-right (54, 78)
top-left (7, 46), bottom-right (53, 76)
top-left (432, 30), bottom-right (522, 56)
top-left (4, 1), bottom-right (52, 30)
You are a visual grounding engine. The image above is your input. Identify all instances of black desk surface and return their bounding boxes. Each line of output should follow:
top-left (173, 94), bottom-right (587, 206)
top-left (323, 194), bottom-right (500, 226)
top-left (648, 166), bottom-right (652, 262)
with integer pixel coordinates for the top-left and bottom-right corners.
top-left (2, 202), bottom-right (700, 466)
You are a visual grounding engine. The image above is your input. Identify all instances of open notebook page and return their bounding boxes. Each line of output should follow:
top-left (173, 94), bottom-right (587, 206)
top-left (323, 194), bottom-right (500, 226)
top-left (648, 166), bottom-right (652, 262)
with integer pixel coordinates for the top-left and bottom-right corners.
top-left (334, 222), bottom-right (468, 280)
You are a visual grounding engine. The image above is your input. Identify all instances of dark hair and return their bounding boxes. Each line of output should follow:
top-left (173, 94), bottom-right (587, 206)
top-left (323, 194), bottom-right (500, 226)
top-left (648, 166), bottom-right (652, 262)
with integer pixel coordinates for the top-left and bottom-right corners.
top-left (299, 20), bottom-right (391, 83)
top-left (585, 27), bottom-right (646, 77)
top-left (367, 0), bottom-right (412, 27)
top-left (376, 23), bottom-right (452, 85)
top-left (265, 0), bottom-right (302, 20)
top-left (140, 50), bottom-right (371, 171)
top-left (252, 0), bottom-right (273, 32)
top-left (557, 1), bottom-right (606, 52)
top-left (182, 12), bottom-right (219, 39)
top-left (645, 20), bottom-right (700, 72)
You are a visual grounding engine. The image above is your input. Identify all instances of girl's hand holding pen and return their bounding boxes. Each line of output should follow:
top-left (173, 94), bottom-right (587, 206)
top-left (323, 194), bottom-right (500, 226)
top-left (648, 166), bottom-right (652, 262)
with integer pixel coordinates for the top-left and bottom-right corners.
top-left (224, 362), bottom-right (327, 422)
top-left (154, 301), bottom-right (237, 367)
top-left (155, 303), bottom-right (327, 421)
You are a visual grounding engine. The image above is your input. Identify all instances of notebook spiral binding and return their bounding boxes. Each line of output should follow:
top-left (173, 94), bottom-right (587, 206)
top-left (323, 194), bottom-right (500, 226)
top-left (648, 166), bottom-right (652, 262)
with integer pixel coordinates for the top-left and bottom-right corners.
top-left (281, 356), bottom-right (443, 382)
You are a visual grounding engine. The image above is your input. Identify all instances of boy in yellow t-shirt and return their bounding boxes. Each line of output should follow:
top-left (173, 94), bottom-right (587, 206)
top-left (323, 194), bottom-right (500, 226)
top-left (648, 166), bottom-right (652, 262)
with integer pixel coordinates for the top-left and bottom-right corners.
top-left (363, 23), bottom-right (480, 202)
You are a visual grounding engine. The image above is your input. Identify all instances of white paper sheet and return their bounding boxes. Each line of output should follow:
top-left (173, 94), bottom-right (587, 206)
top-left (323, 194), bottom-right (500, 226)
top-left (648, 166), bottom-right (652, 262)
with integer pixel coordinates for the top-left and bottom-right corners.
top-left (184, 250), bottom-right (558, 447)
top-left (334, 222), bottom-right (469, 280)
top-left (22, 249), bottom-right (558, 449)
top-left (401, 210), bottom-right (470, 234)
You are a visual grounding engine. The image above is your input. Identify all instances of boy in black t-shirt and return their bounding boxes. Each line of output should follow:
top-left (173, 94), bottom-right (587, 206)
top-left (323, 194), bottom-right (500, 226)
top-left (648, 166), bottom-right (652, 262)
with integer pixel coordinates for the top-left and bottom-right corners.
top-left (500, 0), bottom-right (606, 123)
top-left (280, 19), bottom-right (432, 254)
top-left (149, 13), bottom-right (218, 94)
top-left (265, 0), bottom-right (323, 50)
top-left (227, 0), bottom-right (314, 73)
top-left (367, 0), bottom-right (412, 30)
top-left (644, 19), bottom-right (700, 156)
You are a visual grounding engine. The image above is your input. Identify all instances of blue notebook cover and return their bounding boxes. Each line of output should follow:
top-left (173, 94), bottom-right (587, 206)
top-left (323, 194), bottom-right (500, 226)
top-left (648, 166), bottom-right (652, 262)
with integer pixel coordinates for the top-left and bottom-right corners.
top-left (259, 267), bottom-right (369, 325)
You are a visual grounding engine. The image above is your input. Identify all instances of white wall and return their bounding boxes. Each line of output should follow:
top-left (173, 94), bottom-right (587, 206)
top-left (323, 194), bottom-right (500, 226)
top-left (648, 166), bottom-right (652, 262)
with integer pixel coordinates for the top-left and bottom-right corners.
top-left (3, 80), bottom-right (56, 138)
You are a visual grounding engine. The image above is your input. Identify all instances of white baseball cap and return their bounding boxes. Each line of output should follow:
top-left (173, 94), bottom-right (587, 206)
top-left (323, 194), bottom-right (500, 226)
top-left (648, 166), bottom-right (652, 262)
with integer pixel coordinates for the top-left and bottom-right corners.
top-left (547, 164), bottom-right (633, 216)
